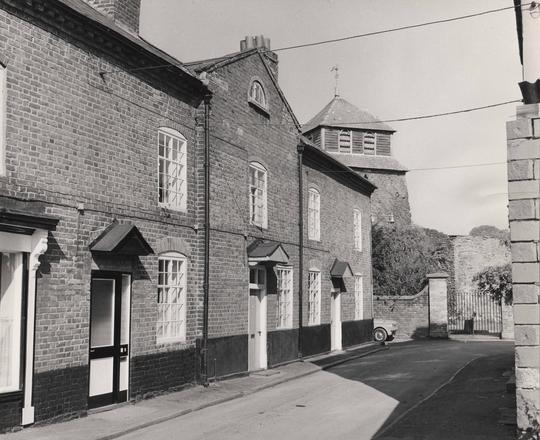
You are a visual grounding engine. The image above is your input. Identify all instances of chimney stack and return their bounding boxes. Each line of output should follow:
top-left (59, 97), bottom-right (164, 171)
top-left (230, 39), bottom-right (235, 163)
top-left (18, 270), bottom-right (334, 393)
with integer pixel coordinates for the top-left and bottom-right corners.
top-left (84, 0), bottom-right (141, 34)
top-left (240, 35), bottom-right (279, 79)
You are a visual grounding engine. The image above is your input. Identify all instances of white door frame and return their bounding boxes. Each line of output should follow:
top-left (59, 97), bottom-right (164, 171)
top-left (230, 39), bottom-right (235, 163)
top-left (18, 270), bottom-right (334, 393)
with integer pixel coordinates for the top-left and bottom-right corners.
top-left (331, 289), bottom-right (342, 351)
top-left (248, 266), bottom-right (267, 371)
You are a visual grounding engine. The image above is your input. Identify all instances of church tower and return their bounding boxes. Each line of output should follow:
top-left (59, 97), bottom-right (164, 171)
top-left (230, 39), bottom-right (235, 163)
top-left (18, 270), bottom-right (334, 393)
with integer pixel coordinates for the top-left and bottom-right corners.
top-left (302, 95), bottom-right (411, 226)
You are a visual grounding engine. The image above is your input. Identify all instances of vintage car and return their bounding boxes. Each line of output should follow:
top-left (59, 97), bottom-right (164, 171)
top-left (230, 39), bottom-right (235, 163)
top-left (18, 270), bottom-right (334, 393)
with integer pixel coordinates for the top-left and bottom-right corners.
top-left (373, 319), bottom-right (398, 342)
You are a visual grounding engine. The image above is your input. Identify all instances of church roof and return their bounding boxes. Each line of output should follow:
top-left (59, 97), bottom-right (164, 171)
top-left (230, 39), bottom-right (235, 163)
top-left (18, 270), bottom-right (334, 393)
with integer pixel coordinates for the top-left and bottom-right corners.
top-left (302, 96), bottom-right (394, 134)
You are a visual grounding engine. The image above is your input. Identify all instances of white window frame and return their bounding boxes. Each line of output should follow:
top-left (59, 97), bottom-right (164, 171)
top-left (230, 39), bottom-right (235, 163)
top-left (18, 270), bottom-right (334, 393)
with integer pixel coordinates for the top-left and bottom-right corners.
top-left (248, 80), bottom-right (267, 110)
top-left (0, 65), bottom-right (6, 176)
top-left (249, 162), bottom-right (268, 229)
top-left (276, 266), bottom-right (293, 329)
top-left (307, 271), bottom-right (321, 326)
top-left (354, 209), bottom-right (362, 251)
top-left (308, 188), bottom-right (320, 241)
top-left (157, 252), bottom-right (187, 344)
top-left (354, 275), bottom-right (364, 320)
top-left (158, 127), bottom-right (187, 212)
top-left (0, 252), bottom-right (23, 393)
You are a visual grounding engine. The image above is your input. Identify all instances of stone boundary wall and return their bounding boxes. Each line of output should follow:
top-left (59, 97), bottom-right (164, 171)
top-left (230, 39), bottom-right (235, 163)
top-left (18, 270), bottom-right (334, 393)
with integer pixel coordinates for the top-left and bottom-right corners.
top-left (373, 285), bottom-right (429, 339)
top-left (507, 103), bottom-right (540, 432)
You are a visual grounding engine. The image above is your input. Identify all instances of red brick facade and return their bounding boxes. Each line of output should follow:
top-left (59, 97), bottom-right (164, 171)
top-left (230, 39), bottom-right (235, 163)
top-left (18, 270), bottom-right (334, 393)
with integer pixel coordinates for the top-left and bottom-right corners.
top-left (0, 1), bottom-right (375, 430)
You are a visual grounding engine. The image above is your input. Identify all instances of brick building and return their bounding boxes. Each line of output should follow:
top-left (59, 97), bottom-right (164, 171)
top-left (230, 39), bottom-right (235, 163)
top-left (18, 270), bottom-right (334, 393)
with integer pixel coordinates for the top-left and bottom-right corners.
top-left (0, 0), bottom-right (376, 431)
top-left (0, 0), bottom-right (208, 430)
top-left (186, 37), bottom-right (376, 377)
top-left (302, 95), bottom-right (411, 226)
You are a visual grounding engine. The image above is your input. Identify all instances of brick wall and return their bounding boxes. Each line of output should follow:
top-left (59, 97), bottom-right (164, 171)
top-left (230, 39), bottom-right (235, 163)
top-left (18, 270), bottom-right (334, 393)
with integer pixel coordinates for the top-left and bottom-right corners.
top-left (202, 50), bottom-right (374, 370)
top-left (506, 103), bottom-right (540, 432)
top-left (373, 286), bottom-right (429, 339)
top-left (0, 5), bottom-right (204, 426)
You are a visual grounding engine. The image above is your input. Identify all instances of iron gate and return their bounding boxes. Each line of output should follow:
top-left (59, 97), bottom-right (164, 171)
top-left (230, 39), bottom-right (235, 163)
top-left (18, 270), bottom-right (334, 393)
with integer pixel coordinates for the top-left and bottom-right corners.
top-left (448, 290), bottom-right (502, 336)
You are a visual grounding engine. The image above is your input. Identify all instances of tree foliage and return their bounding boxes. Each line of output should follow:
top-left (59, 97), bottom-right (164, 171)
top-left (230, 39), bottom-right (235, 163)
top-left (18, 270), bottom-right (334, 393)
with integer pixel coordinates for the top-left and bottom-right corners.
top-left (469, 225), bottom-right (510, 246)
top-left (372, 225), bottom-right (452, 296)
top-left (473, 264), bottom-right (512, 305)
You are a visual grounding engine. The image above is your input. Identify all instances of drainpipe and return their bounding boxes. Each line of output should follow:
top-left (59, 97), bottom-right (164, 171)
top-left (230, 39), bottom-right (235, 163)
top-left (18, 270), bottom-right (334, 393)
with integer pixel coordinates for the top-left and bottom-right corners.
top-left (202, 93), bottom-right (212, 386)
top-left (297, 143), bottom-right (304, 359)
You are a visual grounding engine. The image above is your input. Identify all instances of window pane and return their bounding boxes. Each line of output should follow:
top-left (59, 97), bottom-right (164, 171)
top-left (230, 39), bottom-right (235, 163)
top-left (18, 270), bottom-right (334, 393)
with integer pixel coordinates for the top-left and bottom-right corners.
top-left (157, 255), bottom-right (187, 342)
top-left (0, 253), bottom-right (23, 392)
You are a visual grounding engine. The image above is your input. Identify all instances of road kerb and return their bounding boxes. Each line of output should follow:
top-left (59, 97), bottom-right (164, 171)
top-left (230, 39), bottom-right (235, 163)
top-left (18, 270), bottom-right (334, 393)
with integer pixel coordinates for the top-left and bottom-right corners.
top-left (94, 346), bottom-right (386, 440)
top-left (372, 356), bottom-right (481, 439)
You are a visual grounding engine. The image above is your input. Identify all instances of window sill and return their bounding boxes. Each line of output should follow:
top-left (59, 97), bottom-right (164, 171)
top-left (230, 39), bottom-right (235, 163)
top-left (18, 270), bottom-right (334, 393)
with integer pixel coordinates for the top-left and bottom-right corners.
top-left (159, 203), bottom-right (187, 214)
top-left (156, 337), bottom-right (187, 345)
top-left (249, 221), bottom-right (268, 230)
top-left (248, 98), bottom-right (270, 116)
top-left (276, 326), bottom-right (293, 331)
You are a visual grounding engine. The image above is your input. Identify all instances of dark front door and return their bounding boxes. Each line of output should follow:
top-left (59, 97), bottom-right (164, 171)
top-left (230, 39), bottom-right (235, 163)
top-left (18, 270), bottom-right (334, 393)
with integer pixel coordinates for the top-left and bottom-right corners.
top-left (88, 272), bottom-right (130, 409)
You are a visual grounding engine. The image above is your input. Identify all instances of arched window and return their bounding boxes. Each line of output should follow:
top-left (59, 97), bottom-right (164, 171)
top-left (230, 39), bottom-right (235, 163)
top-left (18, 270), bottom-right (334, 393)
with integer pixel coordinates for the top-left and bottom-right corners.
top-left (249, 162), bottom-right (267, 228)
top-left (158, 127), bottom-right (187, 211)
top-left (0, 64), bottom-right (6, 176)
top-left (157, 252), bottom-right (187, 343)
top-left (353, 209), bottom-right (362, 251)
top-left (308, 188), bottom-right (320, 241)
top-left (249, 80), bottom-right (267, 110)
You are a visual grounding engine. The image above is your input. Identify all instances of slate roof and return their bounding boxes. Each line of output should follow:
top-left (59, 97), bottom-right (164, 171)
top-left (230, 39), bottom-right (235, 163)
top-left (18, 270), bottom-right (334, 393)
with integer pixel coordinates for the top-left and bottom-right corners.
top-left (58, 0), bottom-right (200, 82)
top-left (302, 96), bottom-right (394, 133)
top-left (329, 153), bottom-right (408, 173)
top-left (90, 223), bottom-right (154, 255)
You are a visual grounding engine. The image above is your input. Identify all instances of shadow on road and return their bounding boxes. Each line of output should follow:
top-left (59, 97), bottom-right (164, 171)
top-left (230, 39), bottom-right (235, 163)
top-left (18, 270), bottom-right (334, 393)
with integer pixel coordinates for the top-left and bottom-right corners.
top-left (318, 340), bottom-right (516, 440)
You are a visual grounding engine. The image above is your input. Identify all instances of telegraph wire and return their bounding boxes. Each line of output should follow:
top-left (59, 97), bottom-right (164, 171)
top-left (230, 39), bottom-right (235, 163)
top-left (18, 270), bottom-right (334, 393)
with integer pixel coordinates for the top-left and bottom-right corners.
top-left (99, 3), bottom-right (530, 76)
top-left (271, 3), bottom-right (529, 53)
top-left (240, 99), bottom-right (522, 127)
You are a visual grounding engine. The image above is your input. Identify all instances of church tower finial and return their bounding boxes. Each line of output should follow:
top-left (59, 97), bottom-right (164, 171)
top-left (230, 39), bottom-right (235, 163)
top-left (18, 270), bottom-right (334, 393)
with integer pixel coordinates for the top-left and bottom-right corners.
top-left (331, 65), bottom-right (339, 97)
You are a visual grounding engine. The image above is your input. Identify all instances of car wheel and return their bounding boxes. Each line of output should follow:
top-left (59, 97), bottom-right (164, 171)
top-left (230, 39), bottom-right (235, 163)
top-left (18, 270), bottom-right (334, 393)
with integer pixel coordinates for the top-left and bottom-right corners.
top-left (373, 327), bottom-right (388, 343)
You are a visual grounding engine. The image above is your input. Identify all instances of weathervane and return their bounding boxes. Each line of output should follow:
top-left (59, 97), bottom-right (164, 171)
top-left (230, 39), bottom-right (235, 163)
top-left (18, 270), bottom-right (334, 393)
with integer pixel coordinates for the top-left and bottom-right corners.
top-left (331, 65), bottom-right (339, 97)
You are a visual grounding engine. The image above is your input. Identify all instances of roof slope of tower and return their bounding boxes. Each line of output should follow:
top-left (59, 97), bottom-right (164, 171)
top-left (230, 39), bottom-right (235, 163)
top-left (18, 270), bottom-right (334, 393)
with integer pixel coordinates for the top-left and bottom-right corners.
top-left (302, 96), bottom-right (394, 133)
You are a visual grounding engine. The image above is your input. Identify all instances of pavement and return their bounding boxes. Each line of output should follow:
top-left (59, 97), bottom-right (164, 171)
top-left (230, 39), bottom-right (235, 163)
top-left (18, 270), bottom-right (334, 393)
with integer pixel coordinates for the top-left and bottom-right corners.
top-left (1, 342), bottom-right (386, 440)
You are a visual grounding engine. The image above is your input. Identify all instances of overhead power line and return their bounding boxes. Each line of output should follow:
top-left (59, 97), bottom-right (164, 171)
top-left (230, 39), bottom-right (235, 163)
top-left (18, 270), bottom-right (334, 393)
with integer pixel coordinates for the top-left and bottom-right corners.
top-left (100, 3), bottom-right (529, 76)
top-left (271, 3), bottom-right (529, 53)
top-left (237, 99), bottom-right (522, 127)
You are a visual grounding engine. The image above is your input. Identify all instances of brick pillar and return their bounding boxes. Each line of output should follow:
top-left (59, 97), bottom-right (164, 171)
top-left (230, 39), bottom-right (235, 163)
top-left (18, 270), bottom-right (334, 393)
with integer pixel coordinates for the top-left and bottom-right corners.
top-left (427, 272), bottom-right (449, 338)
top-left (501, 302), bottom-right (515, 340)
top-left (507, 103), bottom-right (540, 432)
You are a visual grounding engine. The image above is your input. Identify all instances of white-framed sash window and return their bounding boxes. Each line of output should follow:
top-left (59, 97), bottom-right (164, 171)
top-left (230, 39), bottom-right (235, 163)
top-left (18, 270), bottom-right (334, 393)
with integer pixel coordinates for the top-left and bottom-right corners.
top-left (276, 266), bottom-right (293, 329)
top-left (354, 275), bottom-right (364, 320)
top-left (157, 252), bottom-right (187, 343)
top-left (354, 209), bottom-right (362, 251)
top-left (158, 128), bottom-right (187, 211)
top-left (0, 64), bottom-right (6, 176)
top-left (308, 188), bottom-right (320, 241)
top-left (249, 162), bottom-right (268, 229)
top-left (307, 271), bottom-right (321, 326)
top-left (0, 252), bottom-right (24, 393)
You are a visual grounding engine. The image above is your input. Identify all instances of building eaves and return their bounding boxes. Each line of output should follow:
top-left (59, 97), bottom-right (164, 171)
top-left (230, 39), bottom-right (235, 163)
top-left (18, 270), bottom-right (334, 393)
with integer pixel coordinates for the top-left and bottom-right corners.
top-left (299, 136), bottom-right (376, 196)
top-left (329, 153), bottom-right (408, 173)
top-left (0, 0), bottom-right (207, 103)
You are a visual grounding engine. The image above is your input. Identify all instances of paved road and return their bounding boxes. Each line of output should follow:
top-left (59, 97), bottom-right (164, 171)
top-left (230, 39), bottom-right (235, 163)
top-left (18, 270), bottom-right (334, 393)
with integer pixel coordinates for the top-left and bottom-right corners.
top-left (122, 340), bottom-right (514, 440)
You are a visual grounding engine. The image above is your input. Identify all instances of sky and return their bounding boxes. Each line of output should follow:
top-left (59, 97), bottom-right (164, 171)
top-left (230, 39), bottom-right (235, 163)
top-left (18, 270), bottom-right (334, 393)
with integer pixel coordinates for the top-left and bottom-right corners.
top-left (140, 0), bottom-right (523, 235)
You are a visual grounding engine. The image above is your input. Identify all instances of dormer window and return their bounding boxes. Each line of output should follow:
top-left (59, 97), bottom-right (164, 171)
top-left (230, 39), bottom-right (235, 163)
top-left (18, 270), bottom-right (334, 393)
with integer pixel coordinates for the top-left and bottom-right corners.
top-left (248, 79), bottom-right (268, 112)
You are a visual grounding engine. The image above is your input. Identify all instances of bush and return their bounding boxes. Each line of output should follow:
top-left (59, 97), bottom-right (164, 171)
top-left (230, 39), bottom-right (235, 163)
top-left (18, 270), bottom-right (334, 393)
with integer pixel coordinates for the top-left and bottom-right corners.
top-left (473, 264), bottom-right (512, 305)
top-left (372, 225), bottom-right (452, 296)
